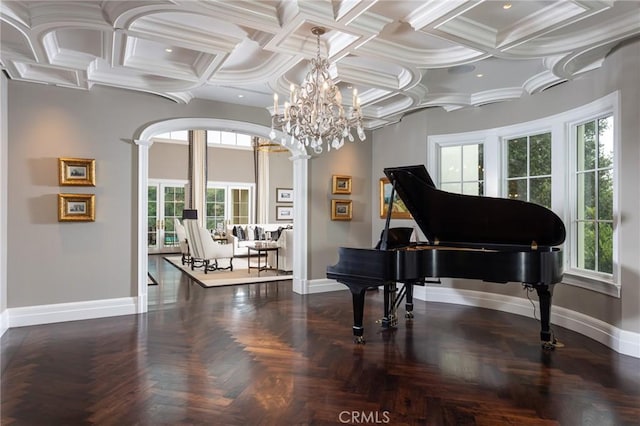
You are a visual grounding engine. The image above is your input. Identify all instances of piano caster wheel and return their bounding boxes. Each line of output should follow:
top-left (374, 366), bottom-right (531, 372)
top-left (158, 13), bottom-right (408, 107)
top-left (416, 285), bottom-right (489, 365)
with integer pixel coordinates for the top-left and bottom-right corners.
top-left (354, 336), bottom-right (366, 345)
top-left (541, 339), bottom-right (559, 350)
top-left (405, 312), bottom-right (414, 319)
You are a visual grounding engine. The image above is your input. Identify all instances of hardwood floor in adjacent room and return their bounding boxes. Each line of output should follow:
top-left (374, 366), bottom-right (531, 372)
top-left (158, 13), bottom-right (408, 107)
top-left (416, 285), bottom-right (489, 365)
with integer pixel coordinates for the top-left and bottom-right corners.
top-left (2, 255), bottom-right (639, 425)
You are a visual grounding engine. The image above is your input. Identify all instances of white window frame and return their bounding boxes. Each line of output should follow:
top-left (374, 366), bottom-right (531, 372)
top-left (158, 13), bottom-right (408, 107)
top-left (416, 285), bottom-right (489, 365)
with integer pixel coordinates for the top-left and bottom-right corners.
top-left (206, 181), bottom-right (255, 226)
top-left (427, 91), bottom-right (620, 297)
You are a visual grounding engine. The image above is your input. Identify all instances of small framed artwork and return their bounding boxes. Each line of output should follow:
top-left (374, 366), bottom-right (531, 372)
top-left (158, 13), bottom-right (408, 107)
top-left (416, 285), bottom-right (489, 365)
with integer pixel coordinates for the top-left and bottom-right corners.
top-left (58, 157), bottom-right (96, 186)
top-left (276, 205), bottom-right (293, 221)
top-left (58, 193), bottom-right (95, 222)
top-left (379, 177), bottom-right (411, 219)
top-left (332, 175), bottom-right (352, 194)
top-left (331, 199), bottom-right (352, 221)
top-left (276, 187), bottom-right (293, 203)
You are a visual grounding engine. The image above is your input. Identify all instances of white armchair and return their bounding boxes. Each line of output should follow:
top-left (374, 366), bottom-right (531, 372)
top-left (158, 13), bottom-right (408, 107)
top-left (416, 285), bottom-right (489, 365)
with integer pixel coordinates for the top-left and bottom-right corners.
top-left (267, 229), bottom-right (293, 272)
top-left (174, 218), bottom-right (190, 265)
top-left (184, 219), bottom-right (235, 273)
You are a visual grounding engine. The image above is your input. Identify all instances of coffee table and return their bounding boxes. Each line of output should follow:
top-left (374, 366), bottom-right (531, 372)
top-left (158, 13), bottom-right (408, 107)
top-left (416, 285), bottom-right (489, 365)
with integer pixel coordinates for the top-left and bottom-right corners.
top-left (247, 245), bottom-right (279, 276)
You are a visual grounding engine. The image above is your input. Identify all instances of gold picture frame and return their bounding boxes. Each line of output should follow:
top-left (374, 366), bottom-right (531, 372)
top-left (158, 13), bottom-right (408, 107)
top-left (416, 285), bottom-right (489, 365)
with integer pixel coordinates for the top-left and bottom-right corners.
top-left (58, 157), bottom-right (96, 186)
top-left (58, 193), bottom-right (95, 222)
top-left (331, 199), bottom-right (352, 221)
top-left (332, 175), bottom-right (352, 194)
top-left (379, 177), bottom-right (411, 219)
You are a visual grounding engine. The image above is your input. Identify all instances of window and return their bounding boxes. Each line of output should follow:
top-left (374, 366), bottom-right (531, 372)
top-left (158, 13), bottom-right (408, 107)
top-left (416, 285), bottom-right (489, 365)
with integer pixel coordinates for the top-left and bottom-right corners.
top-left (428, 92), bottom-right (619, 296)
top-left (439, 143), bottom-right (484, 195)
top-left (207, 131), bottom-right (252, 148)
top-left (505, 132), bottom-right (552, 208)
top-left (205, 183), bottom-right (254, 229)
top-left (574, 115), bottom-right (614, 275)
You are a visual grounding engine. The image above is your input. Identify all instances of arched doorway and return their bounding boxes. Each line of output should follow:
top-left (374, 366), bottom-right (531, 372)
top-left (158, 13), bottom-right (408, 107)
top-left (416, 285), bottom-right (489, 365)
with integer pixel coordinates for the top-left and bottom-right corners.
top-left (134, 118), bottom-right (310, 313)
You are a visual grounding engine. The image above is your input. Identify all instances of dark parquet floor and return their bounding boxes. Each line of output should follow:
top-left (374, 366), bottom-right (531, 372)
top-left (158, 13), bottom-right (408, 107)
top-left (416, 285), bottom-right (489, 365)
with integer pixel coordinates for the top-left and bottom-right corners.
top-left (2, 254), bottom-right (639, 425)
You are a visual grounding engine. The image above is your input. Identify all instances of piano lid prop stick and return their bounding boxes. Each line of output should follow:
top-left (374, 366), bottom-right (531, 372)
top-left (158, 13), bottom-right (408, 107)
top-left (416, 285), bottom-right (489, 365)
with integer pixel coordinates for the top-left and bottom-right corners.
top-left (380, 180), bottom-right (396, 251)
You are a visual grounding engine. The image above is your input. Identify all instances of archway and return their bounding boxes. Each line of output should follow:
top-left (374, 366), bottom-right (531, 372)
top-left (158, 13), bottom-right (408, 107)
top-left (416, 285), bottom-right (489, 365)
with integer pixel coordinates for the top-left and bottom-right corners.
top-left (134, 118), bottom-right (309, 313)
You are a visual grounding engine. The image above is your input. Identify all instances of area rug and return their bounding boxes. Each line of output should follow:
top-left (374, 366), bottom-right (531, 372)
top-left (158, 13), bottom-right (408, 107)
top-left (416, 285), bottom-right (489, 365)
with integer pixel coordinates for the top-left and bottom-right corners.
top-left (164, 256), bottom-right (292, 288)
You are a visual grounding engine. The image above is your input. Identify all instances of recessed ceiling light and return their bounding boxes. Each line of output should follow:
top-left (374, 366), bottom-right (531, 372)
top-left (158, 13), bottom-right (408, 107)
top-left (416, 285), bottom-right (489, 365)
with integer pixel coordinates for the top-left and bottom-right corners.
top-left (165, 48), bottom-right (173, 53)
top-left (503, 3), bottom-right (512, 9)
top-left (476, 73), bottom-right (484, 78)
top-left (237, 94), bottom-right (244, 98)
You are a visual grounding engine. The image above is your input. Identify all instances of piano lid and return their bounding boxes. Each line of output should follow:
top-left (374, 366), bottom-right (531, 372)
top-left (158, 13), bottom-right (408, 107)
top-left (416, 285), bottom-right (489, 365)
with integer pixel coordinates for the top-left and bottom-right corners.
top-left (384, 165), bottom-right (566, 247)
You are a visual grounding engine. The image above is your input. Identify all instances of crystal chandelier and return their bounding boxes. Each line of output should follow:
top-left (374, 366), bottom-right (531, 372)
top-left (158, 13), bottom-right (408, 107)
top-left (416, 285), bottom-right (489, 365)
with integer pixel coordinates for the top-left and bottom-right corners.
top-left (269, 27), bottom-right (365, 154)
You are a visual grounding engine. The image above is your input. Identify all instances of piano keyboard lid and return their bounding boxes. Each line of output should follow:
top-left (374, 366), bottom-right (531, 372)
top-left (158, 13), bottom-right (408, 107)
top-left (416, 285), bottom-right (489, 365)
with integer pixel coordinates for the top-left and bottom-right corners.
top-left (383, 165), bottom-right (566, 248)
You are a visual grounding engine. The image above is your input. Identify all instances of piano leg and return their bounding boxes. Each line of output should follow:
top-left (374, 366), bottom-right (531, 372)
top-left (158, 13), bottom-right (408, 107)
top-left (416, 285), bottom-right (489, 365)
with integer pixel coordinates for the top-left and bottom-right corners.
top-left (351, 287), bottom-right (367, 344)
top-left (382, 282), bottom-right (398, 329)
top-left (536, 284), bottom-right (556, 349)
top-left (405, 282), bottom-right (414, 319)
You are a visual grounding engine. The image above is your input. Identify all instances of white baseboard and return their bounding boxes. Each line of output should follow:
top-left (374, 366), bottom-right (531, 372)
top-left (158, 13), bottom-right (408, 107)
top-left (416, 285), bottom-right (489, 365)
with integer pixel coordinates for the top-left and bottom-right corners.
top-left (7, 297), bottom-right (138, 328)
top-left (310, 279), bottom-right (640, 358)
top-left (303, 278), bottom-right (348, 294)
top-left (0, 308), bottom-right (8, 337)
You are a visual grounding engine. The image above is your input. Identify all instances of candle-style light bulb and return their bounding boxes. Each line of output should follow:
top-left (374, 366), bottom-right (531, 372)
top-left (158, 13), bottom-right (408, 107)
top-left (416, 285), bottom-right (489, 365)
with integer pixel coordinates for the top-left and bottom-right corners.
top-left (273, 93), bottom-right (278, 115)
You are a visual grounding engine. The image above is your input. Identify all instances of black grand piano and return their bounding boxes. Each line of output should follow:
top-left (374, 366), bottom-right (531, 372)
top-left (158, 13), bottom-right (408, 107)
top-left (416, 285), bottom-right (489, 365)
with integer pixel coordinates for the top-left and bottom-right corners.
top-left (326, 165), bottom-right (566, 349)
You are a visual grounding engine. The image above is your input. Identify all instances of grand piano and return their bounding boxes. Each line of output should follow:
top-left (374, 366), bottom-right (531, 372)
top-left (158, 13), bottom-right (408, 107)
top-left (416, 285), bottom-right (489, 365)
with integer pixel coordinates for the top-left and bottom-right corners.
top-left (327, 165), bottom-right (566, 349)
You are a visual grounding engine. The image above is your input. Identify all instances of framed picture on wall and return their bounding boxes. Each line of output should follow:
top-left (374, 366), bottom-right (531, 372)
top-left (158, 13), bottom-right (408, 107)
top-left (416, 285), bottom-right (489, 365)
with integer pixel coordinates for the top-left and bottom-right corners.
top-left (58, 193), bottom-right (95, 222)
top-left (276, 188), bottom-right (293, 203)
top-left (276, 205), bottom-right (293, 221)
top-left (379, 177), bottom-right (411, 219)
top-left (332, 175), bottom-right (352, 194)
top-left (58, 157), bottom-right (96, 186)
top-left (331, 199), bottom-right (352, 221)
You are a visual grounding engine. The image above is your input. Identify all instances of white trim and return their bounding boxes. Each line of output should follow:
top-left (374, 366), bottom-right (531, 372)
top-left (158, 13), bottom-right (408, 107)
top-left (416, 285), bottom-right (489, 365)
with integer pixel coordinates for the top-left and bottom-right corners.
top-left (7, 297), bottom-right (138, 328)
top-left (412, 285), bottom-right (639, 358)
top-left (0, 309), bottom-right (8, 337)
top-left (427, 92), bottom-right (621, 296)
top-left (306, 278), bottom-right (350, 294)
top-left (316, 278), bottom-right (639, 357)
top-left (136, 118), bottom-right (309, 304)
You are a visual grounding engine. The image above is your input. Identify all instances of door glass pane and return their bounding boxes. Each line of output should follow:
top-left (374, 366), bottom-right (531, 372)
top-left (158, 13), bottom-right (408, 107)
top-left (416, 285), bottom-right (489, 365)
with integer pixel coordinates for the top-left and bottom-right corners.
top-left (147, 186), bottom-right (158, 247)
top-left (441, 183), bottom-right (460, 193)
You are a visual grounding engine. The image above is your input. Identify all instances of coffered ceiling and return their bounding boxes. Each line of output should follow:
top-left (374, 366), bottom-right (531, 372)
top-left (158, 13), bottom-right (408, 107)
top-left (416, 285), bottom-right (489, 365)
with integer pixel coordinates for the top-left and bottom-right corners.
top-left (2, 1), bottom-right (639, 129)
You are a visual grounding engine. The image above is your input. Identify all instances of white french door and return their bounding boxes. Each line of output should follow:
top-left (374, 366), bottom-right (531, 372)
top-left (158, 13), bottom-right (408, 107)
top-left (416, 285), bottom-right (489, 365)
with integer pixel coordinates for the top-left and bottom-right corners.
top-left (148, 179), bottom-right (188, 253)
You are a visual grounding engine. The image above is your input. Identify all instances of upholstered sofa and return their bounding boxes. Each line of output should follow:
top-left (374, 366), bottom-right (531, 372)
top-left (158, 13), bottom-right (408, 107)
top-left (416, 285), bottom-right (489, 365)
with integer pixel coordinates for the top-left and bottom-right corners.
top-left (266, 229), bottom-right (293, 272)
top-left (225, 224), bottom-right (291, 255)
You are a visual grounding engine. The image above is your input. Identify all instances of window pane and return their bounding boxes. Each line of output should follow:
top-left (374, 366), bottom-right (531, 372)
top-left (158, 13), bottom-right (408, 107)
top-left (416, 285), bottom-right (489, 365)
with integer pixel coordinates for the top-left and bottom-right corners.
top-left (441, 182), bottom-right (460, 193)
top-left (530, 133), bottom-right (551, 176)
top-left (507, 179), bottom-right (527, 200)
top-left (220, 132), bottom-right (236, 145)
top-left (441, 146), bottom-right (461, 182)
top-left (236, 134), bottom-right (252, 147)
top-left (598, 222), bottom-right (613, 274)
top-left (165, 203), bottom-right (175, 217)
top-left (530, 177), bottom-right (551, 208)
top-left (598, 116), bottom-right (614, 169)
top-left (462, 144), bottom-right (480, 181)
top-left (577, 121), bottom-right (596, 171)
top-left (507, 137), bottom-right (527, 178)
top-left (207, 131), bottom-right (221, 144)
top-left (577, 221), bottom-right (596, 271)
top-left (577, 172), bottom-right (595, 220)
top-left (461, 182), bottom-right (480, 195)
top-left (598, 169), bottom-right (613, 220)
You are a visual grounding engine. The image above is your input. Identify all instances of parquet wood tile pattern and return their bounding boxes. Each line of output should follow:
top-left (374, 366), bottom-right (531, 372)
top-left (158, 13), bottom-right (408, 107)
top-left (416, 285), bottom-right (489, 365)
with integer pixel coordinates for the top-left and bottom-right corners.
top-left (2, 255), bottom-right (639, 425)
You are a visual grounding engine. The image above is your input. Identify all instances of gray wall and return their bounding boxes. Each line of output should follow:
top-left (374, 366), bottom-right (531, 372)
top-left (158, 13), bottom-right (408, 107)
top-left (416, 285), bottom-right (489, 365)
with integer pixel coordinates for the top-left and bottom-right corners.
top-left (372, 39), bottom-right (640, 333)
top-left (6, 83), bottom-right (274, 308)
top-left (1, 73), bottom-right (7, 314)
